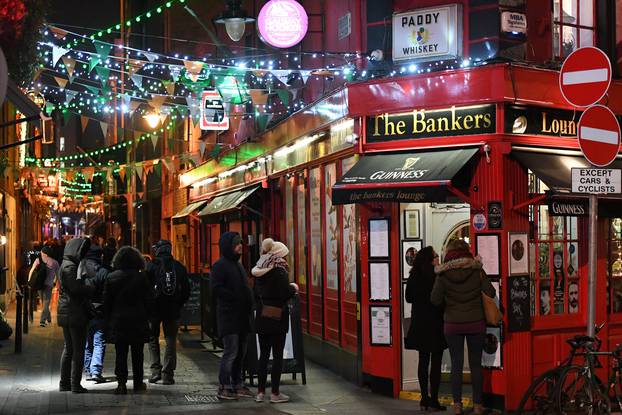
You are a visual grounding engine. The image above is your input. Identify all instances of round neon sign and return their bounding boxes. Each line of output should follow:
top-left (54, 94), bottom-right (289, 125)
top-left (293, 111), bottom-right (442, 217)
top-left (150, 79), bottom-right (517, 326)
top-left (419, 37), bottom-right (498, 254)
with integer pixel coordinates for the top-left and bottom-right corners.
top-left (258, 0), bottom-right (308, 48)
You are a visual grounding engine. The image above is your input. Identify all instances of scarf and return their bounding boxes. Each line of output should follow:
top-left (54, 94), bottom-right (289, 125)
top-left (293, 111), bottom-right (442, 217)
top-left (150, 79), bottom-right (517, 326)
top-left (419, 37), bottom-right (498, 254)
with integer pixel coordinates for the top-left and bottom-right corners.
top-left (252, 252), bottom-right (289, 277)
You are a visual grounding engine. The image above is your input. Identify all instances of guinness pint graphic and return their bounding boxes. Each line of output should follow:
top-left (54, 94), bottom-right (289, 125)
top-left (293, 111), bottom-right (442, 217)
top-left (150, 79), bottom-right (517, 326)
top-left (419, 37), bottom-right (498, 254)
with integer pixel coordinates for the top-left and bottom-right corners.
top-left (331, 148), bottom-right (479, 205)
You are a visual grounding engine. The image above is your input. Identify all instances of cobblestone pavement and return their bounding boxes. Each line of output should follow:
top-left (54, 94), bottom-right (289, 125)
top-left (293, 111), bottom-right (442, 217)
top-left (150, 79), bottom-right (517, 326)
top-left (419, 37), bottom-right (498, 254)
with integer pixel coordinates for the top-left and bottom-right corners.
top-left (0, 303), bottom-right (450, 415)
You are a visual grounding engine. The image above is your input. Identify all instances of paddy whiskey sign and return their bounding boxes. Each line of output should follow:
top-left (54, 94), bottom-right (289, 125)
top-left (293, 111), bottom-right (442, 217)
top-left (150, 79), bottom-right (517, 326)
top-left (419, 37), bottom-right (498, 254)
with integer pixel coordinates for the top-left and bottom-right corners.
top-left (366, 104), bottom-right (496, 143)
top-left (392, 5), bottom-right (462, 62)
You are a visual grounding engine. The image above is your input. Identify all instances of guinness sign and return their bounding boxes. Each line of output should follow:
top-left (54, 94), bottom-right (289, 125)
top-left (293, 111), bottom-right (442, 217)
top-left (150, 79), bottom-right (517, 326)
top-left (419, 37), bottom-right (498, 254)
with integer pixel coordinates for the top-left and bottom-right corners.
top-left (366, 104), bottom-right (496, 143)
top-left (547, 199), bottom-right (588, 217)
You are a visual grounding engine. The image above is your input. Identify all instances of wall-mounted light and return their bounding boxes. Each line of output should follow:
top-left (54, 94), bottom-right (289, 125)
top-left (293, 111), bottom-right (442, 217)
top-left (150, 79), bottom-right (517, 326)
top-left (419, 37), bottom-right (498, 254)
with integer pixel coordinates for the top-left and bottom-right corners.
top-left (144, 112), bottom-right (160, 129)
top-left (214, 0), bottom-right (255, 42)
top-left (0, 235), bottom-right (8, 245)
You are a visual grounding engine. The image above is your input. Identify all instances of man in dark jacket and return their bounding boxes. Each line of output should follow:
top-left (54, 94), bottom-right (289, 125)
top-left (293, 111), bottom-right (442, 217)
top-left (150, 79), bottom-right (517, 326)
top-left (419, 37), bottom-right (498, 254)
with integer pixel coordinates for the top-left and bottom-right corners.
top-left (211, 232), bottom-right (254, 400)
top-left (82, 244), bottom-right (109, 383)
top-left (146, 240), bottom-right (190, 385)
top-left (57, 237), bottom-right (93, 393)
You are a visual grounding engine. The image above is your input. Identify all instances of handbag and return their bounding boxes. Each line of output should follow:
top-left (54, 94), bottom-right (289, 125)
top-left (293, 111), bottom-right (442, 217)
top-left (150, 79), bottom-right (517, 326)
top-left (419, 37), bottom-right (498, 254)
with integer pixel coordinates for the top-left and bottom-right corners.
top-left (481, 273), bottom-right (503, 326)
top-left (261, 304), bottom-right (283, 320)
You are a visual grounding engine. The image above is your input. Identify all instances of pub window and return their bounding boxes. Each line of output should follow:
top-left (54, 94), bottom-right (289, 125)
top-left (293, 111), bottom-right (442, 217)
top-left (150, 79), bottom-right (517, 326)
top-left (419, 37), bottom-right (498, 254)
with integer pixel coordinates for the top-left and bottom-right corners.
top-left (553, 0), bottom-right (595, 59)
top-left (608, 218), bottom-right (622, 313)
top-left (530, 205), bottom-right (581, 317)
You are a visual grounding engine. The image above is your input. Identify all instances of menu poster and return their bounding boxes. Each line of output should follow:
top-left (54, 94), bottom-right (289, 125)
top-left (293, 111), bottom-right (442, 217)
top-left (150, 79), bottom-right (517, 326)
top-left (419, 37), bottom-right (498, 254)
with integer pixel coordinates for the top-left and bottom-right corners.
top-left (370, 262), bottom-right (391, 301)
top-left (369, 218), bottom-right (390, 258)
top-left (476, 234), bottom-right (500, 277)
top-left (370, 305), bottom-right (392, 346)
top-left (507, 275), bottom-right (531, 332)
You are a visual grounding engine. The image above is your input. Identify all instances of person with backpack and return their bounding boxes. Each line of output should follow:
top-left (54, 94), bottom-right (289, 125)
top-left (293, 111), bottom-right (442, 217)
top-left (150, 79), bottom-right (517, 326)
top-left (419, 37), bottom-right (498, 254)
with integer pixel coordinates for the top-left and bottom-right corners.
top-left (81, 244), bottom-right (109, 383)
top-left (29, 246), bottom-right (60, 327)
top-left (146, 240), bottom-right (190, 385)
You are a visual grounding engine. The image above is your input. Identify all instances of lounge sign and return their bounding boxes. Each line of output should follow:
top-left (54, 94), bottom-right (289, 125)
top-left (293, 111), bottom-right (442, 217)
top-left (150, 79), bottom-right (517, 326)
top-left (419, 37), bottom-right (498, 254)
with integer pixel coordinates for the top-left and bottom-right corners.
top-left (366, 104), bottom-right (496, 143)
top-left (392, 5), bottom-right (461, 62)
top-left (505, 105), bottom-right (581, 137)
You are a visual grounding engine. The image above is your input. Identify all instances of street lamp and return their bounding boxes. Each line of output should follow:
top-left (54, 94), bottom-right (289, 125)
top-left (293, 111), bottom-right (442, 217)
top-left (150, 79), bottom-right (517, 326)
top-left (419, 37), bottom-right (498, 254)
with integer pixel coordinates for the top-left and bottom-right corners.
top-left (214, 0), bottom-right (255, 42)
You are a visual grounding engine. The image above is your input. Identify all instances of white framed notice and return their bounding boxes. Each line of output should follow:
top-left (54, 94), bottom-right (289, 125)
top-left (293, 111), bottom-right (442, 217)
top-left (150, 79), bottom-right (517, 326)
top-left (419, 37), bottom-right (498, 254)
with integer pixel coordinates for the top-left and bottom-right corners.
top-left (369, 218), bottom-right (390, 258)
top-left (509, 232), bottom-right (529, 275)
top-left (482, 326), bottom-right (502, 368)
top-left (475, 234), bottom-right (500, 277)
top-left (370, 305), bottom-right (392, 346)
top-left (369, 262), bottom-right (391, 301)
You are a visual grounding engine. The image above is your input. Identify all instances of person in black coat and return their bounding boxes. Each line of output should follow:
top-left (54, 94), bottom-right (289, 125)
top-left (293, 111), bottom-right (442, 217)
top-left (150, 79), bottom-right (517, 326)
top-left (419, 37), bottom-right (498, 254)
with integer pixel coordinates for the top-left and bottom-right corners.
top-left (251, 240), bottom-right (298, 404)
top-left (210, 231), bottom-right (254, 400)
top-left (103, 246), bottom-right (154, 395)
top-left (405, 246), bottom-right (447, 411)
top-left (146, 240), bottom-right (191, 385)
top-left (57, 237), bottom-right (93, 393)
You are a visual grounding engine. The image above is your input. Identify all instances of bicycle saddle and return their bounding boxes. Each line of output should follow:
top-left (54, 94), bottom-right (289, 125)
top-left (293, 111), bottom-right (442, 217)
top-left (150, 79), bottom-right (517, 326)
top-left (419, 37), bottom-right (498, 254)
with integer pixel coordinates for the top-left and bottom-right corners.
top-left (566, 335), bottom-right (595, 349)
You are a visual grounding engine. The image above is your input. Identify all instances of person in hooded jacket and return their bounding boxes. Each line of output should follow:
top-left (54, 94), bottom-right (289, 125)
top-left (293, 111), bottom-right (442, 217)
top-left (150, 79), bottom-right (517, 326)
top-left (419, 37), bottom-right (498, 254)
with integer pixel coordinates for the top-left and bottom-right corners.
top-left (146, 240), bottom-right (190, 385)
top-left (431, 240), bottom-right (496, 415)
top-left (81, 244), bottom-right (109, 383)
top-left (405, 246), bottom-right (447, 411)
top-left (210, 231), bottom-right (254, 400)
top-left (57, 237), bottom-right (93, 393)
top-left (251, 239), bottom-right (298, 404)
top-left (102, 237), bottom-right (117, 270)
top-left (103, 246), bottom-right (154, 395)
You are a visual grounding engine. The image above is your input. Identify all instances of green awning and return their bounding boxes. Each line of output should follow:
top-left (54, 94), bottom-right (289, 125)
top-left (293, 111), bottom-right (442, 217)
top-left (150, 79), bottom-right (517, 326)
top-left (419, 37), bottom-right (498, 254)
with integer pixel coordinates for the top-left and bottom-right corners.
top-left (198, 186), bottom-right (260, 217)
top-left (172, 200), bottom-right (208, 221)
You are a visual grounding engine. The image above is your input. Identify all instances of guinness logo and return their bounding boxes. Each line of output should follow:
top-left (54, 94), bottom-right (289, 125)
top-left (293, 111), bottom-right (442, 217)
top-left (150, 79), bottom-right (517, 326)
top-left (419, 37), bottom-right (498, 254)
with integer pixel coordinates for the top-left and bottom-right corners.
top-left (400, 157), bottom-right (420, 170)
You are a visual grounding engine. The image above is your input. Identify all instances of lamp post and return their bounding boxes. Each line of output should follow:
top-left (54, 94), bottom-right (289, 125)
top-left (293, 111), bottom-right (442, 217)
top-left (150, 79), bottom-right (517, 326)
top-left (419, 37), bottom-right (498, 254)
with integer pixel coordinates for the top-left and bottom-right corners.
top-left (214, 0), bottom-right (255, 42)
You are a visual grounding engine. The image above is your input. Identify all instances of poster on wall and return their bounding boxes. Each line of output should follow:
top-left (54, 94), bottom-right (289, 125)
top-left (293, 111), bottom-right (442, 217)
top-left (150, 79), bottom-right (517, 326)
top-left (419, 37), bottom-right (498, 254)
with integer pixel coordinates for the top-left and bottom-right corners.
top-left (325, 164), bottom-right (339, 290)
top-left (482, 326), bottom-right (502, 368)
top-left (296, 182), bottom-right (307, 286)
top-left (341, 157), bottom-right (358, 295)
top-left (475, 234), bottom-right (500, 277)
top-left (403, 210), bottom-right (420, 239)
top-left (309, 169), bottom-right (322, 289)
top-left (509, 232), bottom-right (529, 275)
top-left (285, 177), bottom-right (295, 281)
top-left (369, 262), bottom-right (391, 301)
top-left (507, 275), bottom-right (531, 332)
top-left (402, 240), bottom-right (422, 280)
top-left (370, 305), bottom-right (392, 346)
top-left (369, 218), bottom-right (390, 258)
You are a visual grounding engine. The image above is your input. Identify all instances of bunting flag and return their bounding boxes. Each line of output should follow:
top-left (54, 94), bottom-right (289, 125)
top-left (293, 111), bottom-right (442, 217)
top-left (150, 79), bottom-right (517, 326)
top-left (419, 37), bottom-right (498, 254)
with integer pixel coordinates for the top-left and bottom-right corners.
top-left (272, 69), bottom-right (291, 79)
top-left (125, 166), bottom-right (133, 181)
top-left (50, 26), bottom-right (69, 39)
top-left (135, 164), bottom-right (143, 180)
top-left (128, 59), bottom-right (146, 76)
top-left (143, 52), bottom-right (158, 62)
top-left (184, 60), bottom-right (204, 82)
top-left (154, 162), bottom-right (162, 177)
top-left (209, 144), bottom-right (222, 159)
top-left (82, 167), bottom-right (95, 181)
top-left (150, 134), bottom-right (159, 151)
top-left (199, 141), bottom-right (206, 157)
top-left (61, 56), bottom-right (76, 78)
top-left (122, 94), bottom-right (132, 112)
top-left (256, 113), bottom-right (274, 132)
top-left (162, 80), bottom-right (175, 96)
top-left (185, 97), bottom-right (200, 120)
top-left (137, 191), bottom-right (145, 199)
top-left (65, 170), bottom-right (75, 182)
top-left (80, 116), bottom-right (89, 132)
top-left (33, 68), bottom-right (43, 82)
top-left (95, 66), bottom-right (110, 87)
top-left (84, 84), bottom-right (100, 97)
top-left (54, 76), bottom-right (68, 89)
top-left (100, 121), bottom-right (108, 138)
top-left (65, 89), bottom-right (78, 105)
top-left (52, 45), bottom-right (69, 66)
top-left (170, 65), bottom-right (181, 82)
top-left (131, 74), bottom-right (143, 88)
top-left (119, 168), bottom-right (126, 182)
top-left (300, 70), bottom-right (312, 84)
top-left (160, 158), bottom-right (172, 173)
top-left (129, 101), bottom-right (141, 114)
top-left (143, 160), bottom-right (153, 175)
top-left (93, 41), bottom-right (112, 61)
top-left (249, 89), bottom-right (269, 105)
top-left (88, 55), bottom-right (100, 73)
top-left (276, 89), bottom-right (290, 106)
top-left (150, 95), bottom-right (166, 112)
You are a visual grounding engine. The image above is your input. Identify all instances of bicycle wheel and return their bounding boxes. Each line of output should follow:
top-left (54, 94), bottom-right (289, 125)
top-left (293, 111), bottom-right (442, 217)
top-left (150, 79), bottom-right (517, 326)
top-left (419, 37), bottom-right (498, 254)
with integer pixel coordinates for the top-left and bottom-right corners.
top-left (515, 368), bottom-right (563, 414)
top-left (557, 366), bottom-right (610, 415)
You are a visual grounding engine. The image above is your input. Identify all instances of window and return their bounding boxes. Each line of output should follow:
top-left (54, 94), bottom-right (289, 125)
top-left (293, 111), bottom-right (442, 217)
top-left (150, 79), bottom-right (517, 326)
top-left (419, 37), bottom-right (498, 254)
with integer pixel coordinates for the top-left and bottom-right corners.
top-left (553, 0), bottom-right (595, 59)
top-left (608, 219), bottom-right (622, 313)
top-left (530, 205), bottom-right (581, 316)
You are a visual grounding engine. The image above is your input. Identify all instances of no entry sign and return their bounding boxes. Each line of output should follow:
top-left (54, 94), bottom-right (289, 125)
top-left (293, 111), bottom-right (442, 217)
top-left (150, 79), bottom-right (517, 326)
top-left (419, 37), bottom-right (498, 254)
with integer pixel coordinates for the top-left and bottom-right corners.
top-left (560, 46), bottom-right (612, 107)
top-left (578, 105), bottom-right (621, 167)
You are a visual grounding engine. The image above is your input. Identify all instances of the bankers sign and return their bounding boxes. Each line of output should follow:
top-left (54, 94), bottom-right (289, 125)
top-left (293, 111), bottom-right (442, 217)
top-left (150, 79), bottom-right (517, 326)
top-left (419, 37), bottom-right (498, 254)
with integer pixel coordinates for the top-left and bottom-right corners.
top-left (392, 5), bottom-right (462, 62)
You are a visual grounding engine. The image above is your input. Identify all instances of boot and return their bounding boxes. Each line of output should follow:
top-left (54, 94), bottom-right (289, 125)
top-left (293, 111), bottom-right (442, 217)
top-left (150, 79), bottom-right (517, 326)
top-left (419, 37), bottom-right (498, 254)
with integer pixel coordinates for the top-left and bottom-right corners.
top-left (114, 383), bottom-right (127, 395)
top-left (419, 395), bottom-right (430, 411)
top-left (473, 403), bottom-right (484, 414)
top-left (429, 398), bottom-right (447, 411)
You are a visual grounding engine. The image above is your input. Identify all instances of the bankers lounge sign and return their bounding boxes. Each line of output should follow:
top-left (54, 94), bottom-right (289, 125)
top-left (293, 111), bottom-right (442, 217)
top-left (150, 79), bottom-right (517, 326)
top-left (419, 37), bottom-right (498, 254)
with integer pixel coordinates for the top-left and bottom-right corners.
top-left (366, 104), bottom-right (496, 143)
top-left (392, 5), bottom-right (462, 62)
top-left (505, 105), bottom-right (582, 137)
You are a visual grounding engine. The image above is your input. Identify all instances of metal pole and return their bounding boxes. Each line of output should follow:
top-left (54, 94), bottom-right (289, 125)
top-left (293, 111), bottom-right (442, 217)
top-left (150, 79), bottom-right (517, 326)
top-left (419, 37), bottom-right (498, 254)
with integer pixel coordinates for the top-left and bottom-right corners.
top-left (22, 285), bottom-right (28, 334)
top-left (15, 292), bottom-right (22, 353)
top-left (587, 194), bottom-right (598, 337)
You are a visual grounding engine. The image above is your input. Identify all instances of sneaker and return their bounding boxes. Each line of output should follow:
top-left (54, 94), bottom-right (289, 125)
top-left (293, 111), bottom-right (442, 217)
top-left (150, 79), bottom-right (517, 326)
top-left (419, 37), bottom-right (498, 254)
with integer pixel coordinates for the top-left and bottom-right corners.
top-left (217, 387), bottom-right (238, 401)
top-left (148, 373), bottom-right (161, 384)
top-left (236, 386), bottom-right (254, 398)
top-left (87, 374), bottom-right (106, 384)
top-left (270, 393), bottom-right (290, 403)
top-left (255, 392), bottom-right (265, 403)
top-left (39, 322), bottom-right (46, 327)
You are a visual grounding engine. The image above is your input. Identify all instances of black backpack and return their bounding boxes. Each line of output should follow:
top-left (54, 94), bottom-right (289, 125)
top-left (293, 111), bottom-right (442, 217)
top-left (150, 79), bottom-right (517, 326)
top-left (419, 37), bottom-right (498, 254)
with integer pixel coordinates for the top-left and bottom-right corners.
top-left (29, 256), bottom-right (48, 291)
top-left (154, 258), bottom-right (178, 298)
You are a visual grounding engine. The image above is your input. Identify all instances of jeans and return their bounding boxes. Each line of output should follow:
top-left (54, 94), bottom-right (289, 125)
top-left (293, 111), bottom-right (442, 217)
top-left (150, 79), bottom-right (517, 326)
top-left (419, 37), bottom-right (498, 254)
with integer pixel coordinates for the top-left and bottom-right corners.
top-left (446, 332), bottom-right (486, 405)
top-left (84, 319), bottom-right (106, 376)
top-left (257, 333), bottom-right (287, 394)
top-left (60, 325), bottom-right (87, 389)
top-left (115, 342), bottom-right (144, 386)
top-left (149, 318), bottom-right (179, 379)
top-left (418, 350), bottom-right (443, 401)
top-left (39, 286), bottom-right (53, 324)
top-left (218, 333), bottom-right (247, 391)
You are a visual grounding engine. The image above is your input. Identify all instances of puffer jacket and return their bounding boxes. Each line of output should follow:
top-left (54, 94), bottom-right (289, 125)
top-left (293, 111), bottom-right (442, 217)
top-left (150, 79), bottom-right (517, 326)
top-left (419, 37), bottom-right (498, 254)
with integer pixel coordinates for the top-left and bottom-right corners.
top-left (57, 238), bottom-right (93, 327)
top-left (81, 245), bottom-right (108, 318)
top-left (431, 255), bottom-right (496, 324)
top-left (103, 246), bottom-right (154, 344)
